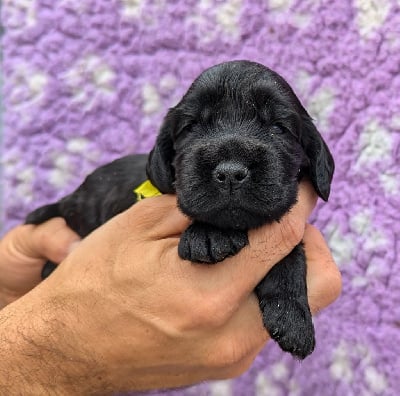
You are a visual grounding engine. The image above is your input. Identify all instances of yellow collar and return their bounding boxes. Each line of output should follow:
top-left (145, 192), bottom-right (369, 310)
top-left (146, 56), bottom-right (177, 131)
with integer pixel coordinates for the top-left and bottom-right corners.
top-left (134, 180), bottom-right (162, 201)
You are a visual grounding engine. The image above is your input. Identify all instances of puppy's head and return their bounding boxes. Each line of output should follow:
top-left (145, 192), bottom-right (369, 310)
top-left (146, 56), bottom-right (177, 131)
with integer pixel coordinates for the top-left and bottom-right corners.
top-left (147, 60), bottom-right (334, 230)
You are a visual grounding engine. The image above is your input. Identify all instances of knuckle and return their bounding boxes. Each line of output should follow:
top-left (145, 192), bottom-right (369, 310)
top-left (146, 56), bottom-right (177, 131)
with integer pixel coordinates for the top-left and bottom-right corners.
top-left (44, 233), bottom-right (68, 261)
top-left (309, 263), bottom-right (342, 314)
top-left (51, 244), bottom-right (69, 261)
top-left (210, 338), bottom-right (251, 369)
top-left (184, 295), bottom-right (229, 330)
top-left (34, 219), bottom-right (70, 260)
top-left (325, 266), bottom-right (342, 303)
top-left (173, 287), bottom-right (232, 332)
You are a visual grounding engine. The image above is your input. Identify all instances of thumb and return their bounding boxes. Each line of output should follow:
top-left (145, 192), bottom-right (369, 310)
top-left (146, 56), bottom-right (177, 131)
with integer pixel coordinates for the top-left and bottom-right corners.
top-left (21, 218), bottom-right (80, 263)
top-left (125, 195), bottom-right (191, 239)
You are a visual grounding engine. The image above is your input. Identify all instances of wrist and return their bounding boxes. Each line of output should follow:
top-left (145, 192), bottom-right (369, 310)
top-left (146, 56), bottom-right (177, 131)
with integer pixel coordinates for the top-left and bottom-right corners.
top-left (0, 285), bottom-right (112, 395)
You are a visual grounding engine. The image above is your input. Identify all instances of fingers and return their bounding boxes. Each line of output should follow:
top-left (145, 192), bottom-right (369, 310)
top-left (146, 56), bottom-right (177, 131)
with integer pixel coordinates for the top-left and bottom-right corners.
top-left (0, 219), bottom-right (80, 306)
top-left (179, 181), bottom-right (318, 306)
top-left (189, 226), bottom-right (339, 378)
top-left (303, 224), bottom-right (342, 314)
top-left (193, 293), bottom-right (268, 379)
top-left (16, 218), bottom-right (80, 264)
top-left (126, 195), bottom-right (191, 239)
top-left (238, 181), bottom-right (317, 290)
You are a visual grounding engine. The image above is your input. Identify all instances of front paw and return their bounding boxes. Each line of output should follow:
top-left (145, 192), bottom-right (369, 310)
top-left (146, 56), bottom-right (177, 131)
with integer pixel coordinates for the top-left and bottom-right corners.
top-left (260, 296), bottom-right (315, 359)
top-left (178, 223), bottom-right (248, 263)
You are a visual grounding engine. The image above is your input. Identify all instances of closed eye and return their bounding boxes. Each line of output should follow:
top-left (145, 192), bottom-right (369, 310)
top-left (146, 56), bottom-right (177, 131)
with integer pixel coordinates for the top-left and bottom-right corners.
top-left (271, 124), bottom-right (298, 140)
top-left (173, 123), bottom-right (193, 139)
top-left (270, 125), bottom-right (287, 134)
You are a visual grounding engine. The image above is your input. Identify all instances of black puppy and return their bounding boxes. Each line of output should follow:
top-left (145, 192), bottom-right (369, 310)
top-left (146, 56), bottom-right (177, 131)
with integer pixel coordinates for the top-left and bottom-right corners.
top-left (26, 60), bottom-right (334, 359)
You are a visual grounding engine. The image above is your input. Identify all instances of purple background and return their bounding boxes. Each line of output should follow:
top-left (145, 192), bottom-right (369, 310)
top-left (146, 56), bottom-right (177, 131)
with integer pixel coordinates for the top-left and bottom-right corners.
top-left (2, 1), bottom-right (400, 395)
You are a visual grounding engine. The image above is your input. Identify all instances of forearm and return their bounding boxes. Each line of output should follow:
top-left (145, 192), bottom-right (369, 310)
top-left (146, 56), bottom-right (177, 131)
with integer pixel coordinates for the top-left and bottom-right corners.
top-left (0, 288), bottom-right (111, 395)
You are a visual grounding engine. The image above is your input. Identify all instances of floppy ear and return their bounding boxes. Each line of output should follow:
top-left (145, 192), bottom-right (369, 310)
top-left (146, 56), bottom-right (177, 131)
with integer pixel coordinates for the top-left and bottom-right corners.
top-left (300, 117), bottom-right (335, 201)
top-left (146, 109), bottom-right (178, 194)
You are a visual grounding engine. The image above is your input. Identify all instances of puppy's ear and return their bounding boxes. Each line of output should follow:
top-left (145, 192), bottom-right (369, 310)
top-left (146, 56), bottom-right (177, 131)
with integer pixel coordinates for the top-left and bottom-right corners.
top-left (300, 117), bottom-right (335, 201)
top-left (146, 109), bottom-right (178, 194)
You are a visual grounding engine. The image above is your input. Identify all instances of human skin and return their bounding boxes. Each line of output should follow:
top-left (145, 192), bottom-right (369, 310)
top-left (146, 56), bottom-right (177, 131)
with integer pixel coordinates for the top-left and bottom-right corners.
top-left (0, 183), bottom-right (341, 394)
top-left (0, 218), bottom-right (81, 308)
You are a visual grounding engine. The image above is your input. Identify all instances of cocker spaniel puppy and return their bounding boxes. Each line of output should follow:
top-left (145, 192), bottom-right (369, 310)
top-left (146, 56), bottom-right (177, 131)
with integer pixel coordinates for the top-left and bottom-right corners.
top-left (26, 60), bottom-right (334, 359)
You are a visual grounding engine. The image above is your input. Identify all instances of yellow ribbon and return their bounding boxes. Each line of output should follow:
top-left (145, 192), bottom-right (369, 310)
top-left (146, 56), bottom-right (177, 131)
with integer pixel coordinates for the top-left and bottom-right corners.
top-left (134, 180), bottom-right (162, 201)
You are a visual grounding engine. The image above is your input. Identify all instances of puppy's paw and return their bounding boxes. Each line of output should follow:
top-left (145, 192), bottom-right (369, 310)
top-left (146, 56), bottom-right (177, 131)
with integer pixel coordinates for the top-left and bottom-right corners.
top-left (178, 222), bottom-right (248, 263)
top-left (260, 296), bottom-right (315, 359)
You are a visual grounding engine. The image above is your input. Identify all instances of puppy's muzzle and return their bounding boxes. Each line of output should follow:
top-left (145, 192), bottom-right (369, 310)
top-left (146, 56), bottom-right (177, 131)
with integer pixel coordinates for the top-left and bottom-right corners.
top-left (213, 161), bottom-right (250, 190)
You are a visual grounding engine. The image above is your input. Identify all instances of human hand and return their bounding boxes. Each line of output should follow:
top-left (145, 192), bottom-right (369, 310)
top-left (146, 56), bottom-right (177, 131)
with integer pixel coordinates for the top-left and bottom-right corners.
top-left (0, 219), bottom-right (80, 308)
top-left (1, 182), bottom-right (341, 394)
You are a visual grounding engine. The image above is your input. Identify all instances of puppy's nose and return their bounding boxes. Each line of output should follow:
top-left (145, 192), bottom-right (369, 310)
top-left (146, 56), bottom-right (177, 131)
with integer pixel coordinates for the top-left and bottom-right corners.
top-left (213, 161), bottom-right (249, 187)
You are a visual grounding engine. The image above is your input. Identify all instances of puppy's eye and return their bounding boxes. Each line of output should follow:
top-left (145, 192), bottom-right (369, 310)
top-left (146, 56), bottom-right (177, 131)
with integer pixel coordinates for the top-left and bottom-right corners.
top-left (181, 125), bottom-right (192, 134)
top-left (271, 124), bottom-right (295, 136)
top-left (270, 125), bottom-right (286, 135)
top-left (173, 124), bottom-right (192, 139)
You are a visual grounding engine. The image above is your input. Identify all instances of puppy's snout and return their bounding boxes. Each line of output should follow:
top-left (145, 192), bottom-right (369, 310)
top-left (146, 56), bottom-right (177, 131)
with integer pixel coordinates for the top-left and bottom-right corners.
top-left (213, 161), bottom-right (249, 188)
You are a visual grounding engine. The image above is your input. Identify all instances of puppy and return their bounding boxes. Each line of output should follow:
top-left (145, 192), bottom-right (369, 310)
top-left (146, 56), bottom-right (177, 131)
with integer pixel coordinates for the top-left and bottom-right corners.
top-left (26, 60), bottom-right (334, 359)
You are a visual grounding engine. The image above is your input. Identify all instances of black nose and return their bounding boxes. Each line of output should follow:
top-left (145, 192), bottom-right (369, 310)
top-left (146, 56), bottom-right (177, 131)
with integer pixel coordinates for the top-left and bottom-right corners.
top-left (213, 161), bottom-right (249, 187)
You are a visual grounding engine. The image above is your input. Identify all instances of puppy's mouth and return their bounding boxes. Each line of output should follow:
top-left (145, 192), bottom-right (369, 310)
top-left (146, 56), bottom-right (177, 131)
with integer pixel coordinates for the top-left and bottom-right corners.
top-left (198, 205), bottom-right (273, 230)
top-left (177, 188), bottom-right (291, 230)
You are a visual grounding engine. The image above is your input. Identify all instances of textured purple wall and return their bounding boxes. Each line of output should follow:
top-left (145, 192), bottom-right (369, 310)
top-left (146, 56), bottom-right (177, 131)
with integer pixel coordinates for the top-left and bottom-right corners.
top-left (2, 1), bottom-right (400, 395)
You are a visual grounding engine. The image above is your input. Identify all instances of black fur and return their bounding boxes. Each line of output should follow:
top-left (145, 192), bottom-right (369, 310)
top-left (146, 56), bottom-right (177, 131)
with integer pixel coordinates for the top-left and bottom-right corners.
top-left (26, 154), bottom-right (148, 237)
top-left (26, 60), bottom-right (334, 359)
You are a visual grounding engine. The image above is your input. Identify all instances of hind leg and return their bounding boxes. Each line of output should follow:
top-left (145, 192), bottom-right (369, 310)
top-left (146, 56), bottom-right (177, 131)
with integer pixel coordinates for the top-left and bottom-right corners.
top-left (25, 203), bottom-right (60, 225)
